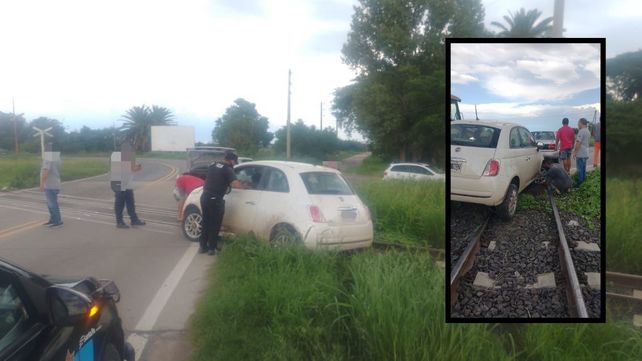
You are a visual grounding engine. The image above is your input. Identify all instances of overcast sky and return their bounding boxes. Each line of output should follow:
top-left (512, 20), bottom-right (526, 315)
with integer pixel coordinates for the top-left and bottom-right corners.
top-left (0, 0), bottom-right (639, 143)
top-left (452, 43), bottom-right (600, 131)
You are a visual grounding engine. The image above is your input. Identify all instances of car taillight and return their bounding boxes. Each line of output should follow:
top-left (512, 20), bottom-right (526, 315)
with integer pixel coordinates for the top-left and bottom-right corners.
top-left (548, 144), bottom-right (556, 150)
top-left (482, 159), bottom-right (500, 176)
top-left (309, 205), bottom-right (327, 223)
top-left (364, 205), bottom-right (371, 220)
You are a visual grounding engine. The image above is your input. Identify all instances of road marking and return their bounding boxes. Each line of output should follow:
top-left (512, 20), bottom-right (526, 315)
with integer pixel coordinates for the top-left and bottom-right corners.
top-left (140, 163), bottom-right (178, 190)
top-left (127, 243), bottom-right (199, 357)
top-left (0, 220), bottom-right (44, 240)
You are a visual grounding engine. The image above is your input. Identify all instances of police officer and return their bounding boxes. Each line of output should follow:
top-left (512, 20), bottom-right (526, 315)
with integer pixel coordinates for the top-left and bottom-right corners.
top-left (199, 151), bottom-right (242, 255)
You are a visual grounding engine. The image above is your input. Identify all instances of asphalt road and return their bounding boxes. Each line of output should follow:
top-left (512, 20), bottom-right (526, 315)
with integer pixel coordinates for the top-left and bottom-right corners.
top-left (0, 158), bottom-right (206, 361)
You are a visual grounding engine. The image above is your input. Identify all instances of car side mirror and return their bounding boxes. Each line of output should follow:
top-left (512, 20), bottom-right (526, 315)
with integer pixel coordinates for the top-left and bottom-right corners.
top-left (47, 286), bottom-right (92, 327)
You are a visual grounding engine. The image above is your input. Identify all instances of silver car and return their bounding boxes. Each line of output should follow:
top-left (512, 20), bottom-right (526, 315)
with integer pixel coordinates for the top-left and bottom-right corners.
top-left (531, 131), bottom-right (559, 161)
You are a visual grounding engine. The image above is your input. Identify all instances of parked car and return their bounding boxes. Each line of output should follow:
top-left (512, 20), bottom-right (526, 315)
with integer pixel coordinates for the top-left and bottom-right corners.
top-left (186, 146), bottom-right (236, 179)
top-left (181, 161), bottom-right (373, 250)
top-left (451, 120), bottom-right (542, 220)
top-left (0, 258), bottom-right (134, 361)
top-left (383, 163), bottom-right (444, 181)
top-left (531, 131), bottom-right (559, 161)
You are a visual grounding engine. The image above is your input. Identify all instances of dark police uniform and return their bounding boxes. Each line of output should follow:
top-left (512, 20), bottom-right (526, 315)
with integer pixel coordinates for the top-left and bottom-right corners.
top-left (200, 161), bottom-right (236, 253)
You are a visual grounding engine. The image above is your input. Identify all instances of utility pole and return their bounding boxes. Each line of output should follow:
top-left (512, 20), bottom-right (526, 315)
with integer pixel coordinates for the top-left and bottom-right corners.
top-left (12, 97), bottom-right (19, 154)
top-left (286, 69), bottom-right (292, 160)
top-left (552, 0), bottom-right (565, 37)
top-left (320, 101), bottom-right (323, 130)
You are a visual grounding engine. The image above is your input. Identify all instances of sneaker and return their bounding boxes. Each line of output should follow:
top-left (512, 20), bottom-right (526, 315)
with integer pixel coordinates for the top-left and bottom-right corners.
top-left (116, 222), bottom-right (130, 229)
top-left (131, 220), bottom-right (146, 226)
top-left (207, 249), bottom-right (217, 256)
top-left (49, 222), bottom-right (63, 227)
top-left (198, 247), bottom-right (208, 254)
top-left (43, 221), bottom-right (53, 226)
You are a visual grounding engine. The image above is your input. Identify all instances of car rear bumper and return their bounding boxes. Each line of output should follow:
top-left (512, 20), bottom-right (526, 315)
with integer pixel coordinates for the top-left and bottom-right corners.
top-left (303, 222), bottom-right (374, 250)
top-left (451, 176), bottom-right (506, 206)
top-left (540, 150), bottom-right (559, 159)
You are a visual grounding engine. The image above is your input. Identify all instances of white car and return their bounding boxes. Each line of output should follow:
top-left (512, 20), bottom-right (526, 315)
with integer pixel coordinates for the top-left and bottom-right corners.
top-left (181, 161), bottom-right (374, 250)
top-left (383, 163), bottom-right (444, 181)
top-left (451, 120), bottom-right (542, 220)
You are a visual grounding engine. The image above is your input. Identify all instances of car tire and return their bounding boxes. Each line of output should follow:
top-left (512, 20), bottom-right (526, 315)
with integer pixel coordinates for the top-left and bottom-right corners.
top-left (497, 183), bottom-right (518, 221)
top-left (101, 343), bottom-right (122, 361)
top-left (269, 224), bottom-right (302, 246)
top-left (182, 205), bottom-right (202, 242)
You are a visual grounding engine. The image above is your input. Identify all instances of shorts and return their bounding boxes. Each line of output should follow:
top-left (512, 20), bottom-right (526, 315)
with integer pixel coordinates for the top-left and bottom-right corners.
top-left (559, 149), bottom-right (572, 160)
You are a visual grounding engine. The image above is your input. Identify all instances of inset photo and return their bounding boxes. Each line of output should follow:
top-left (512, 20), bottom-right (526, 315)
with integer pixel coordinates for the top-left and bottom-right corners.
top-left (447, 40), bottom-right (605, 321)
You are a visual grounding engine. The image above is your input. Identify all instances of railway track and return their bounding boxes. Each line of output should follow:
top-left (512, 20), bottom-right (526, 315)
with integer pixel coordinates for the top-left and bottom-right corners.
top-left (449, 187), bottom-right (600, 318)
top-left (606, 271), bottom-right (642, 326)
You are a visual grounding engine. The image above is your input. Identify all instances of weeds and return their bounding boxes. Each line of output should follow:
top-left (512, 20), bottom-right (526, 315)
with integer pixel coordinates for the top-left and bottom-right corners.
top-left (606, 177), bottom-right (642, 274)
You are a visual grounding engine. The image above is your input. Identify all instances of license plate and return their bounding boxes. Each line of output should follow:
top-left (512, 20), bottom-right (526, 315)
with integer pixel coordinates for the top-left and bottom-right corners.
top-left (451, 162), bottom-right (461, 173)
top-left (341, 210), bottom-right (357, 220)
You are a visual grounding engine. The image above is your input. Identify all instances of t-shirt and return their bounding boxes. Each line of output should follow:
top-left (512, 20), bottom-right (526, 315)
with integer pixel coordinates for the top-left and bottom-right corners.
top-left (203, 162), bottom-right (236, 197)
top-left (556, 125), bottom-right (575, 151)
top-left (576, 127), bottom-right (590, 158)
top-left (546, 164), bottom-right (572, 193)
top-left (176, 175), bottom-right (204, 194)
top-left (41, 160), bottom-right (61, 190)
top-left (593, 122), bottom-right (601, 142)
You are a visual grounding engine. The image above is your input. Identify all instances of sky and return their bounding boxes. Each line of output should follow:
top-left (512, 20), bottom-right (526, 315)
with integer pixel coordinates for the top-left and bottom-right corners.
top-left (451, 42), bottom-right (601, 131)
top-left (0, 0), bottom-right (640, 143)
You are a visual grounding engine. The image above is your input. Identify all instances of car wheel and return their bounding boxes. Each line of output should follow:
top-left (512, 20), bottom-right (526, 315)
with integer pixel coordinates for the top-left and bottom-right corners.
top-left (497, 183), bottom-right (518, 221)
top-left (270, 224), bottom-right (302, 246)
top-left (182, 205), bottom-right (202, 242)
top-left (101, 343), bottom-right (122, 361)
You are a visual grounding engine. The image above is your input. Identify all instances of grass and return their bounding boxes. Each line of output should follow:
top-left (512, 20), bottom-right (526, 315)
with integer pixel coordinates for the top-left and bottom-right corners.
top-left (606, 177), bottom-right (642, 274)
top-left (349, 154), bottom-right (388, 176)
top-left (140, 151), bottom-right (187, 159)
top-left (0, 153), bottom-right (109, 189)
top-left (190, 235), bottom-right (642, 361)
top-left (353, 180), bottom-right (444, 248)
top-left (190, 235), bottom-right (511, 361)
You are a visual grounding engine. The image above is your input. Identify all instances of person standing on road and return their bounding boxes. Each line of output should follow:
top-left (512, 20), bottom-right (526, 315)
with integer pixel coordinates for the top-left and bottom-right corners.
top-left (573, 118), bottom-right (591, 187)
top-left (111, 141), bottom-right (146, 229)
top-left (174, 173), bottom-right (204, 221)
top-left (593, 118), bottom-right (601, 169)
top-left (556, 117), bottom-right (575, 174)
top-left (40, 143), bottom-right (63, 227)
top-left (542, 159), bottom-right (572, 194)
top-left (199, 151), bottom-right (242, 255)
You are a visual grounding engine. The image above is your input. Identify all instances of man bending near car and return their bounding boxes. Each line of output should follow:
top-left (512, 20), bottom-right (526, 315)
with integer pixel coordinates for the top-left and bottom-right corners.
top-left (542, 159), bottom-right (572, 194)
top-left (199, 151), bottom-right (242, 255)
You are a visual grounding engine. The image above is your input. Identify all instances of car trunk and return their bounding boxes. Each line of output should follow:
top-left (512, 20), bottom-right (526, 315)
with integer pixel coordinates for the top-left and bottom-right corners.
top-left (451, 145), bottom-right (498, 179)
top-left (307, 195), bottom-right (370, 226)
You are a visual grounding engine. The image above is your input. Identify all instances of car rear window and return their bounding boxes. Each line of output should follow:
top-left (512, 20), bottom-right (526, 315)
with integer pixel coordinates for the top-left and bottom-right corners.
top-left (532, 131), bottom-right (555, 141)
top-left (451, 124), bottom-right (500, 148)
top-left (300, 172), bottom-right (353, 195)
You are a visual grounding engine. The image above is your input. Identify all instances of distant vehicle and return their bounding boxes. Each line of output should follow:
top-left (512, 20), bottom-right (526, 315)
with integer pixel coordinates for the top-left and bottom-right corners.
top-left (383, 163), bottom-right (444, 181)
top-left (531, 131), bottom-right (559, 162)
top-left (451, 120), bottom-right (542, 221)
top-left (181, 161), bottom-right (373, 251)
top-left (451, 95), bottom-right (462, 121)
top-left (0, 258), bottom-right (134, 361)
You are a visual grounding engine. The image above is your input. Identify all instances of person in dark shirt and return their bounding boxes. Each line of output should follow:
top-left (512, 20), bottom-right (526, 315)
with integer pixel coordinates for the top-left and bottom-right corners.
top-left (543, 159), bottom-right (572, 194)
top-left (199, 151), bottom-right (242, 255)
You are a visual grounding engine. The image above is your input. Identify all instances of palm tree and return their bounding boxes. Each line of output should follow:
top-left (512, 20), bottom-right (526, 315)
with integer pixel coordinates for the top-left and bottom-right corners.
top-left (491, 8), bottom-right (553, 38)
top-left (120, 105), bottom-right (175, 151)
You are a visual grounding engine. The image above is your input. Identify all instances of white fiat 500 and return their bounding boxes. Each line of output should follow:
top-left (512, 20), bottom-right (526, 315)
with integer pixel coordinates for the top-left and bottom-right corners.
top-left (181, 161), bottom-right (373, 250)
top-left (451, 120), bottom-right (542, 220)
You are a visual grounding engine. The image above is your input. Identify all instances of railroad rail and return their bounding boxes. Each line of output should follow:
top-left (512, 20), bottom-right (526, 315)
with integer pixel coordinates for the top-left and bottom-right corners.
top-left (606, 271), bottom-right (642, 326)
top-left (449, 216), bottom-right (489, 308)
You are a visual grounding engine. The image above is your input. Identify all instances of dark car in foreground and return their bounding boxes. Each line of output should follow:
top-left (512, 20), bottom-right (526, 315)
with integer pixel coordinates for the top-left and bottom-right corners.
top-left (0, 258), bottom-right (134, 361)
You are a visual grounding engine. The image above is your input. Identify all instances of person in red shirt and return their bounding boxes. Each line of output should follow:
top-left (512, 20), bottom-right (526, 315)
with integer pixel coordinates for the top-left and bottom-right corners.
top-left (556, 117), bottom-right (575, 174)
top-left (174, 173), bottom-right (205, 221)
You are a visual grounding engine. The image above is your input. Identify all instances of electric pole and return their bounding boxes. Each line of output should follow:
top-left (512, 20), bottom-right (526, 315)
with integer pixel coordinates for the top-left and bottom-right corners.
top-left (552, 0), bottom-right (565, 37)
top-left (287, 69), bottom-right (292, 160)
top-left (12, 97), bottom-right (19, 154)
top-left (320, 101), bottom-right (323, 130)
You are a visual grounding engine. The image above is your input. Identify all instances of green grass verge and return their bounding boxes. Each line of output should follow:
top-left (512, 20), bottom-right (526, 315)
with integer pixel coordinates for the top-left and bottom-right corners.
top-left (189, 236), bottom-right (511, 361)
top-left (0, 153), bottom-right (109, 189)
top-left (606, 177), bottom-right (642, 274)
top-left (349, 155), bottom-right (388, 176)
top-left (354, 180), bottom-right (444, 248)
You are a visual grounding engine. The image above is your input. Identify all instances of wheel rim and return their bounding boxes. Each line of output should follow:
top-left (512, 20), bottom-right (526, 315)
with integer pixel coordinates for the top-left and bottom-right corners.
top-left (271, 227), bottom-right (299, 246)
top-left (184, 213), bottom-right (202, 239)
top-left (508, 187), bottom-right (517, 216)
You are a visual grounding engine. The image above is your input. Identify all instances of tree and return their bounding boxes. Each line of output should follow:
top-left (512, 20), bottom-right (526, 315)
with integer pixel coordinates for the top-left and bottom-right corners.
top-left (0, 111), bottom-right (27, 152)
top-left (607, 50), bottom-right (642, 101)
top-left (491, 8), bottom-right (553, 38)
top-left (119, 105), bottom-right (175, 151)
top-left (22, 117), bottom-right (67, 153)
top-left (333, 0), bottom-right (487, 165)
top-left (274, 120), bottom-right (344, 161)
top-left (212, 98), bottom-right (273, 156)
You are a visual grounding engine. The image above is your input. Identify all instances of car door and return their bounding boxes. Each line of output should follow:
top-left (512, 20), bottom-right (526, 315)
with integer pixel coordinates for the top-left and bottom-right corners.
top-left (517, 127), bottom-right (541, 187)
top-left (222, 165), bottom-right (264, 234)
top-left (249, 166), bottom-right (291, 240)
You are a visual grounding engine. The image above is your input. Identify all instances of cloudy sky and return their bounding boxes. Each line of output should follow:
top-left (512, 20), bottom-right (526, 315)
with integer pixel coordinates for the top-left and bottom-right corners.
top-left (0, 0), bottom-right (639, 143)
top-left (451, 42), bottom-right (600, 131)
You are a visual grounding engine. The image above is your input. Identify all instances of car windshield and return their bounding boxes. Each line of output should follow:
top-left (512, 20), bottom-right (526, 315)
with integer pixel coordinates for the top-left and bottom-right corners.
top-left (451, 124), bottom-right (500, 148)
top-left (300, 172), bottom-right (353, 195)
top-left (532, 131), bottom-right (556, 141)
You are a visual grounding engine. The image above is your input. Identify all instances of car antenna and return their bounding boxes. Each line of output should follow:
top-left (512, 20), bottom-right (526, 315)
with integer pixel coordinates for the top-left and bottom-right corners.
top-left (475, 104), bottom-right (479, 120)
